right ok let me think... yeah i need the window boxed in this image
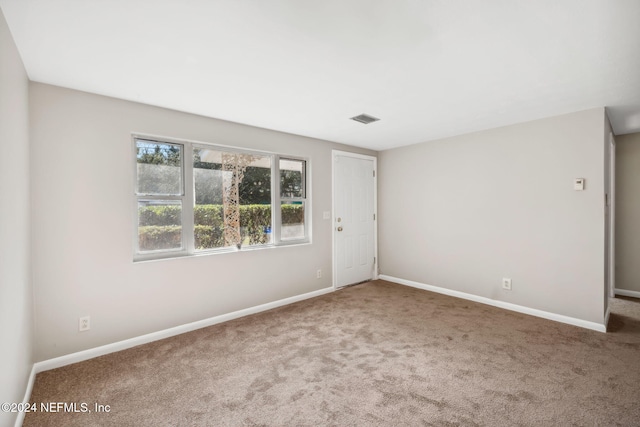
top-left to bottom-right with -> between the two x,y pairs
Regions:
134,136 -> 308,259
135,140 -> 184,253
280,158 -> 306,241
192,147 -> 272,250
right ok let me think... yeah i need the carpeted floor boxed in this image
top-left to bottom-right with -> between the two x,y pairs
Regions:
24,280 -> 640,426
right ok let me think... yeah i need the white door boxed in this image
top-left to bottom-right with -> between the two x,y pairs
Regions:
333,152 -> 376,288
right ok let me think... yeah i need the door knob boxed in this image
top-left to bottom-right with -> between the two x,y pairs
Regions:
337,226 -> 343,232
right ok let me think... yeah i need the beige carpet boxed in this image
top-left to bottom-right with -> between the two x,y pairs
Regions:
24,280 -> 640,426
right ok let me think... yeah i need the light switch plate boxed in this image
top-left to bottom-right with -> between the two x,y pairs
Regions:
574,178 -> 585,191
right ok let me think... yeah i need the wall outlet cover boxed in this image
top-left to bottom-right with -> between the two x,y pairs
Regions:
79,316 -> 90,332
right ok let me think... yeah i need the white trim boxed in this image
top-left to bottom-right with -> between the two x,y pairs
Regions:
615,288 -> 640,298
14,365 -> 37,427
608,133 -> 616,299
34,287 -> 333,374
380,275 -> 607,333
604,306 -> 611,332
331,150 -> 378,289
331,150 -> 377,161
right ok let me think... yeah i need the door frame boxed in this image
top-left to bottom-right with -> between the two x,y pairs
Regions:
608,132 -> 616,298
331,150 -> 378,289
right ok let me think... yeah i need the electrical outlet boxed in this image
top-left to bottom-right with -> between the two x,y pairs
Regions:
502,278 -> 512,290
79,316 -> 90,332
316,269 -> 322,279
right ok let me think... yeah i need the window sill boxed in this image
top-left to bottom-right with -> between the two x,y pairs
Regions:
133,240 -> 311,263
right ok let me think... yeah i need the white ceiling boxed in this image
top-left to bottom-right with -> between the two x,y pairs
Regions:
2,0 -> 639,151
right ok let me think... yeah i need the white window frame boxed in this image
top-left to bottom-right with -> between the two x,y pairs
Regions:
278,157 -> 308,243
133,134 -> 310,261
133,138 -> 188,258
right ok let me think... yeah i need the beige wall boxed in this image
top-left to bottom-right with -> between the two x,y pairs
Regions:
379,108 -> 607,324
29,83 -> 375,361
0,7 -> 33,426
615,132 -> 640,295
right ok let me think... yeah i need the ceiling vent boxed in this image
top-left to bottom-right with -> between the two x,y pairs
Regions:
350,114 -> 380,124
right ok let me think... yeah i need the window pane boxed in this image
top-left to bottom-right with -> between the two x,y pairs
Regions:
281,201 -> 305,241
280,159 -> 305,198
239,154 -> 272,247
193,149 -> 272,250
138,200 -> 182,252
136,139 -> 183,195
193,148 -> 224,250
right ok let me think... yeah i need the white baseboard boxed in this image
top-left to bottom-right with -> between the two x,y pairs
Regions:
379,275 -> 607,333
14,365 -> 37,427
614,288 -> 640,299
34,287 -> 334,374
